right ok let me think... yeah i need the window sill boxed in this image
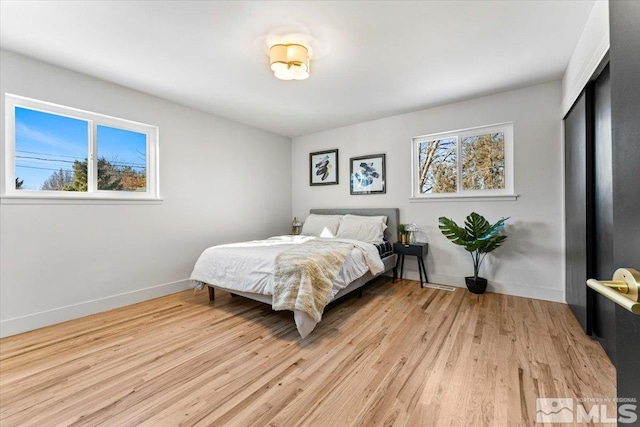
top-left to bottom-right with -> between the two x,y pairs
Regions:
409,194 -> 519,202
0,195 -> 163,205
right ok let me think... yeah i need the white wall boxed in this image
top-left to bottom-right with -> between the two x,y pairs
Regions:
561,0 -> 609,116
0,50 -> 292,337
292,81 -> 564,302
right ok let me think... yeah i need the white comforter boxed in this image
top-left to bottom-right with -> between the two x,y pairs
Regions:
190,235 -> 384,337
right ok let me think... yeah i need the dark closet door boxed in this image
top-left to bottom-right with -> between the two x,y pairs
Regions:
592,65 -> 617,362
609,0 -> 640,404
565,0 -> 640,407
564,91 -> 593,335
566,64 -> 623,367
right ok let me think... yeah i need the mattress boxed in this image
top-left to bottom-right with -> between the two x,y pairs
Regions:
190,235 -> 386,338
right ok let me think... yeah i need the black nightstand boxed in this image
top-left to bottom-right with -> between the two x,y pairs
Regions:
393,242 -> 429,288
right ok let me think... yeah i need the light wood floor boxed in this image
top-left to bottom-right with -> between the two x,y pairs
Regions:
0,278 -> 616,427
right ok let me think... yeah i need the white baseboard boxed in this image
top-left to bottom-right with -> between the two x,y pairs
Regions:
399,269 -> 564,303
0,279 -> 192,338
1,271 -> 565,339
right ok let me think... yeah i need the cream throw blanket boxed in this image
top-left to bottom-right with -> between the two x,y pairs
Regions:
273,239 -> 355,323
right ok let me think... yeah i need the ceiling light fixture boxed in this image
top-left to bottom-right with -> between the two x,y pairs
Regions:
269,44 -> 310,80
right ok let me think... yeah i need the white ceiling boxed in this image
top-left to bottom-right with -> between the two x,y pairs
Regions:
0,1 -> 595,137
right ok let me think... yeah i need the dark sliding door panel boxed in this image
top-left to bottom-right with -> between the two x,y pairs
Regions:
592,65 -> 617,363
610,0 -> 640,404
564,92 -> 592,335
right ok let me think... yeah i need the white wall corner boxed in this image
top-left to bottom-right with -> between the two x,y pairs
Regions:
0,279 -> 192,338
561,0 -> 610,116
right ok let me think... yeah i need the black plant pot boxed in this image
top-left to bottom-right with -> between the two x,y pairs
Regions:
465,276 -> 488,294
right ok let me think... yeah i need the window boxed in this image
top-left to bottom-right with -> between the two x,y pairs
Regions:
3,94 -> 159,200
411,122 -> 515,200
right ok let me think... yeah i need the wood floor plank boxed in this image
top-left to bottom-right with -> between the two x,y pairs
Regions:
0,277 -> 616,426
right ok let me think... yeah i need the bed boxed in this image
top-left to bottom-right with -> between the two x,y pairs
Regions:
190,208 -> 399,338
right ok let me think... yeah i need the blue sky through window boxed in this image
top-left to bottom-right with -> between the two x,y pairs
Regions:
15,107 -> 87,190
15,107 -> 147,190
97,125 -> 147,172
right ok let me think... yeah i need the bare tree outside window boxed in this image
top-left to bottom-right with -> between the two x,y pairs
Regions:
461,132 -> 505,190
412,123 -> 513,199
41,168 -> 74,191
418,137 -> 457,194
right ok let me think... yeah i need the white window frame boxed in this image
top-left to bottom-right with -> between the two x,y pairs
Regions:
410,122 -> 517,202
2,94 -> 160,202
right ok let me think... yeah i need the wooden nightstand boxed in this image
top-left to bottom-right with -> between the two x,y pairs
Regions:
393,242 -> 429,288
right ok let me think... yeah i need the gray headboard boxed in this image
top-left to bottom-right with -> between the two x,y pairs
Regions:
309,208 -> 400,243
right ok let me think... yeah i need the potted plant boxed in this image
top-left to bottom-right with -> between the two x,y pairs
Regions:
438,212 -> 509,294
397,224 -> 408,245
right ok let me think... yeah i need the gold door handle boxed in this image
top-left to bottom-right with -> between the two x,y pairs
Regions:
587,268 -> 640,314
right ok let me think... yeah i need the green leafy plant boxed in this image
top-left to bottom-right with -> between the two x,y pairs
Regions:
438,212 -> 509,280
397,223 -> 408,243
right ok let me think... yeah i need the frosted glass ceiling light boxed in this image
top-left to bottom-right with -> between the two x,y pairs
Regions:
270,44 -> 310,80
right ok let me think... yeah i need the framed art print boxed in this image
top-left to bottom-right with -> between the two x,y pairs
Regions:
350,153 -> 386,195
309,149 -> 339,186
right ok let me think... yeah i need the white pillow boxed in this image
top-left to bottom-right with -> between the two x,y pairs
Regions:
336,215 -> 386,243
300,214 -> 343,237
342,214 -> 388,230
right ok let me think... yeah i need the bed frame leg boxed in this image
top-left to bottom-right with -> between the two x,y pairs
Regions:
208,287 -> 215,301
358,288 -> 363,298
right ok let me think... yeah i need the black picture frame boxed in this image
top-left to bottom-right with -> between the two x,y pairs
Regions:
350,153 -> 386,195
309,149 -> 339,186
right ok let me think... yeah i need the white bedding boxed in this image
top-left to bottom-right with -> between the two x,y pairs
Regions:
190,235 -> 385,337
